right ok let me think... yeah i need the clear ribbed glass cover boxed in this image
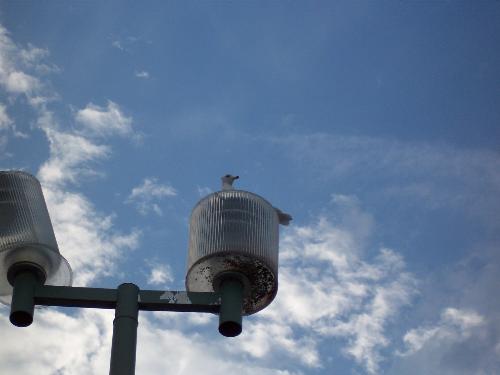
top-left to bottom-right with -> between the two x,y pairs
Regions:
186,190 -> 279,314
0,171 -> 72,304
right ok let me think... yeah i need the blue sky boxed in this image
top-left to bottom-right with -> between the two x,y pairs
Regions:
0,1 -> 499,374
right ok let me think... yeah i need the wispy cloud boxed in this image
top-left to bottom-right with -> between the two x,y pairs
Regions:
42,183 -> 140,286
111,40 -> 124,51
75,101 -> 133,138
389,244 -> 500,375
0,25 -> 60,147
135,70 -> 150,79
37,108 -> 140,286
230,198 -> 416,374
0,103 -> 28,138
111,35 -> 151,53
0,24 -> 142,287
272,133 -> 500,219
197,186 -> 212,197
126,177 -> 177,216
38,111 -> 110,187
0,25 -> 45,97
398,308 -> 485,357
268,132 -> 500,374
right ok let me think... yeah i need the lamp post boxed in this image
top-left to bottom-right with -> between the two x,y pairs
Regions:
0,171 -> 291,375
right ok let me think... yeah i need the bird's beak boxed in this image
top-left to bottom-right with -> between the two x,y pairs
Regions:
234,176 -> 240,179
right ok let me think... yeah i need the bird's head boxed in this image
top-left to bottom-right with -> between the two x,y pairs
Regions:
221,174 -> 239,190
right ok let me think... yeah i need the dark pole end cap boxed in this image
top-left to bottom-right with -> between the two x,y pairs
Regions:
219,321 -> 242,337
10,310 -> 34,327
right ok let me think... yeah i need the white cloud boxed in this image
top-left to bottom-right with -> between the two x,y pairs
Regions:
44,187 -> 141,286
146,263 -> 173,286
0,308 -> 113,375
38,116 -> 110,187
0,23 -> 60,152
0,25 -> 47,98
442,308 -> 485,331
4,70 -> 39,93
0,305 -> 303,375
228,199 -> 416,374
18,44 -> 49,65
126,177 -> 177,216
398,326 -> 440,357
386,237 -> 500,375
135,70 -> 149,79
75,101 -> 133,138
17,44 -> 58,74
136,319 -> 304,375
270,132 -> 500,375
36,109 -> 141,286
394,308 -> 487,373
236,320 -> 320,367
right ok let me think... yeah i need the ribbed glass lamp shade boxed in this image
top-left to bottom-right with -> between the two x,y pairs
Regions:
0,171 -> 72,304
186,190 -> 279,315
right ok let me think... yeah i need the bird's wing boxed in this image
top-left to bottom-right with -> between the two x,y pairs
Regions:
275,207 -> 292,226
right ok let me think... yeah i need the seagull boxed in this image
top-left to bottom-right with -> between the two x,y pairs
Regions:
221,174 -> 239,190
220,174 -> 292,226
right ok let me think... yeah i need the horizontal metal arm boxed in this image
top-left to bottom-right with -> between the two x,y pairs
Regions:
139,290 -> 220,313
32,284 -> 221,313
34,285 -> 117,308
9,268 -> 238,375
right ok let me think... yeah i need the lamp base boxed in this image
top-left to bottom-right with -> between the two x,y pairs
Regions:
8,263 -> 45,327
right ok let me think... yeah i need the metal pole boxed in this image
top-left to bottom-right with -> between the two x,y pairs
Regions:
109,283 -> 139,375
9,271 -> 38,327
8,263 -> 45,327
218,277 -> 244,337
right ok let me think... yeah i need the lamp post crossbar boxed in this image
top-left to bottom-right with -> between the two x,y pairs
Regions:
9,269 -> 226,375
32,285 -> 221,312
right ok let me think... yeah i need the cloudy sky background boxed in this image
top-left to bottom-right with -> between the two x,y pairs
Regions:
0,2 -> 499,374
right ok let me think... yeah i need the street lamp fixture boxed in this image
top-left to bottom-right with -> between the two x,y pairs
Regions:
0,171 -> 291,375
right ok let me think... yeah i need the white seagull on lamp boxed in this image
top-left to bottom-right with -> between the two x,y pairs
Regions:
220,174 -> 292,226
221,174 -> 239,191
